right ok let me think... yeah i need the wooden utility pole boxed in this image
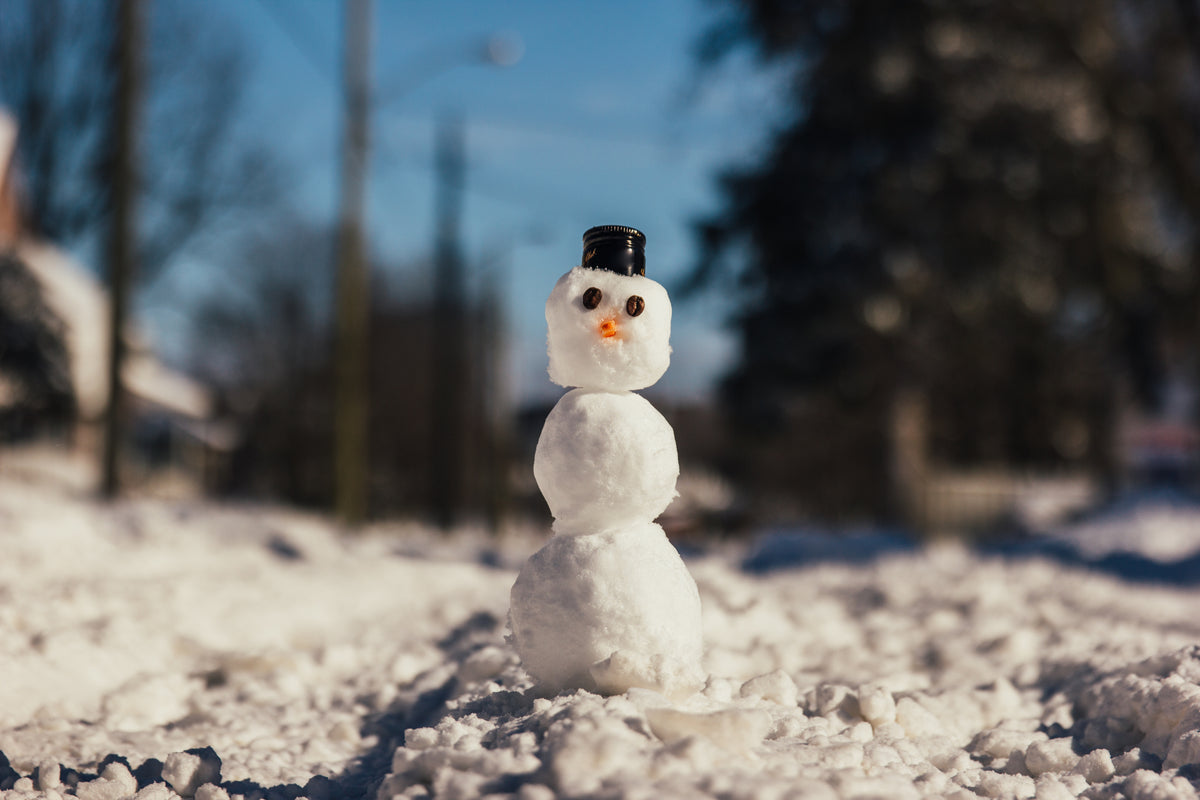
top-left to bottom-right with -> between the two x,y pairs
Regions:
430,113 -> 466,530
334,0 -> 372,524
477,268 -> 510,534
101,0 -> 143,499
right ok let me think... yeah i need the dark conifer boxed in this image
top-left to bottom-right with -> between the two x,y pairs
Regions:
694,0 -> 1200,517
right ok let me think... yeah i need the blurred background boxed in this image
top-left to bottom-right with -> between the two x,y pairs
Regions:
2,0 -> 1199,542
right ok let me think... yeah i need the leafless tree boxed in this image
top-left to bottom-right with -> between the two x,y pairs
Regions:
185,213 -> 334,503
0,0 -> 278,283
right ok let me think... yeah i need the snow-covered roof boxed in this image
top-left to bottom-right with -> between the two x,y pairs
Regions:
3,106 -> 210,422
16,238 -> 212,421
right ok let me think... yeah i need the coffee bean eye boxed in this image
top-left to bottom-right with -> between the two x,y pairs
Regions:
626,295 -> 645,317
582,287 -> 602,309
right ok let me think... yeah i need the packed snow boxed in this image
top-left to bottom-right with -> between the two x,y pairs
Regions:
1049,490 -> 1200,563
1,448 -> 1199,799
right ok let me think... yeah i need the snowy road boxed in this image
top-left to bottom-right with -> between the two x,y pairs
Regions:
1,454 -> 1199,799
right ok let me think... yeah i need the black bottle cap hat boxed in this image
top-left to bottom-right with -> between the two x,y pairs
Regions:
581,225 -> 646,276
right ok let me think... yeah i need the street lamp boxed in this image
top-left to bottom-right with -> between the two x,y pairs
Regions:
375,32 -> 523,106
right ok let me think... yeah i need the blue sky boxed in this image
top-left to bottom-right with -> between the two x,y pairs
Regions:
183,0 -> 783,405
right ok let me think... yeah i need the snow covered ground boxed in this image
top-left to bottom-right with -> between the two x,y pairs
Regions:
1,449 -> 1199,799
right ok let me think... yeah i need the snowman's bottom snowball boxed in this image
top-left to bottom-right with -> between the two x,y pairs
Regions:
508,522 -> 703,698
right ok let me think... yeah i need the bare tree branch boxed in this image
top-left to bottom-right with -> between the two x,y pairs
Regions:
0,0 -> 279,287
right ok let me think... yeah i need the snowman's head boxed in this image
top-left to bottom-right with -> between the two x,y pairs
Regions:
546,266 -> 672,391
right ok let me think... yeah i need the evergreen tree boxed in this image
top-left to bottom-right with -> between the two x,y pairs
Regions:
696,0 -> 1200,517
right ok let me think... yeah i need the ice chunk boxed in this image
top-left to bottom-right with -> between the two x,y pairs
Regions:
857,682 -> 897,727
1033,776 -> 1076,800
645,707 -> 771,753
37,761 -> 60,791
975,771 -> 1035,798
194,785 -> 230,800
969,727 -> 1047,759
162,751 -> 220,798
739,670 -> 799,707
1025,738 -> 1079,775
895,697 -> 946,738
74,781 -> 124,800
544,714 -> 651,795
75,767 -> 139,800
809,683 -> 857,717
103,673 -> 196,732
1072,749 -> 1115,783
134,786 -> 174,800
818,742 -> 865,769
99,762 -> 137,797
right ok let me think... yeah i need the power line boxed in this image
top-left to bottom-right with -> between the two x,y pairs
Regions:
375,104 -> 762,166
377,106 -> 673,151
371,146 -> 594,222
252,0 -> 334,85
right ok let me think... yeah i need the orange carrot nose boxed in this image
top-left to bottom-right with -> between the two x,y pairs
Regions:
599,318 -> 618,338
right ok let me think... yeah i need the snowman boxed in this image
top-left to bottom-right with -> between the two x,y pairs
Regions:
509,225 -> 704,699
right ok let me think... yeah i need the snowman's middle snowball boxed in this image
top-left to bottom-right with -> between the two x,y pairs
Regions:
534,389 -> 679,535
